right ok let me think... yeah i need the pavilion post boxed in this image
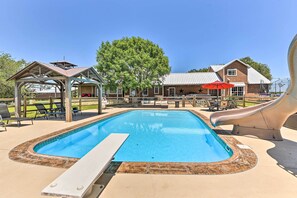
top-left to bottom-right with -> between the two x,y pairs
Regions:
60,83 -> 65,109
65,78 -> 72,122
98,83 -> 102,114
23,95 -> 27,118
14,82 -> 21,117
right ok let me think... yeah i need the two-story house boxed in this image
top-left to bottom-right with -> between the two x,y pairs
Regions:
79,59 -> 271,98
208,59 -> 271,97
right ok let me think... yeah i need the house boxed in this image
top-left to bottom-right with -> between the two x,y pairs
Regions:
208,59 -> 271,97
79,59 -> 271,98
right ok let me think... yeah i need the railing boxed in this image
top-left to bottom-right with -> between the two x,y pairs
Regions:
0,97 -> 101,118
0,95 -> 278,117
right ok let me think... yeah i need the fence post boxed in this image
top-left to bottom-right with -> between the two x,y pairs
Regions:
182,95 -> 185,107
23,95 -> 27,118
192,96 -> 196,107
243,96 -> 246,107
49,97 -> 53,111
79,97 -> 82,110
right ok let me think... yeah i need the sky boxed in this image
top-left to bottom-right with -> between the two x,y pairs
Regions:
0,0 -> 296,79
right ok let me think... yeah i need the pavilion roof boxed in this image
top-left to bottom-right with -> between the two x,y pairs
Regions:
7,61 -> 103,83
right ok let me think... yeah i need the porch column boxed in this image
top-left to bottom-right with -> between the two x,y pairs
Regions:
65,78 -> 72,122
98,83 -> 102,114
78,85 -> 81,97
60,82 -> 65,109
14,82 -> 21,117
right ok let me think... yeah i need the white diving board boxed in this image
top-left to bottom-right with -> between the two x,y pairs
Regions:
42,133 -> 129,198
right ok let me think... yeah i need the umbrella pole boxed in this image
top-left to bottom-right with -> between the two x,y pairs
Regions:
217,88 -> 219,111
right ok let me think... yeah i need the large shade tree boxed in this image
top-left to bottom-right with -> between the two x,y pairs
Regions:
240,57 -> 272,80
96,37 -> 170,96
0,53 -> 27,98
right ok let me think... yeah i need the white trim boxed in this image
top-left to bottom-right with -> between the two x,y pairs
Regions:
231,82 -> 246,87
227,69 -> 237,76
154,86 -> 159,94
231,86 -> 244,96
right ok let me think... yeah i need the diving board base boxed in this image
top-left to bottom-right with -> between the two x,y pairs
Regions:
84,184 -> 104,198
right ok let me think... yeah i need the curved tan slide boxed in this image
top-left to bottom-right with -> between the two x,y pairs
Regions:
210,34 -> 297,140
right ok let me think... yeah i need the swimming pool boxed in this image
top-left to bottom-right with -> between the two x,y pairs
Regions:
34,110 -> 232,163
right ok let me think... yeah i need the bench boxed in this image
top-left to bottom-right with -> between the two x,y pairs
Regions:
41,133 -> 129,198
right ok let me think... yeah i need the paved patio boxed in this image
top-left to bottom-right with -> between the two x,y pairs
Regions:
0,107 -> 297,198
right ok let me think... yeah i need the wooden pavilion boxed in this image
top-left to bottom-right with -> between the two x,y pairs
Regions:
8,61 -> 104,122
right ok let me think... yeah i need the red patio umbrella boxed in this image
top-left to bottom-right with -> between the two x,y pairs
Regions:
202,80 -> 234,110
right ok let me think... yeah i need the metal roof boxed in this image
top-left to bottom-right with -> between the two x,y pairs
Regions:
209,65 -> 224,72
162,72 -> 221,85
248,67 -> 271,84
7,61 -> 103,82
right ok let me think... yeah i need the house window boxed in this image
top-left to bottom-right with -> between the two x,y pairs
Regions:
154,86 -> 159,94
168,87 -> 175,96
130,89 -> 136,96
117,88 -> 122,94
227,69 -> 237,76
209,89 -> 219,96
142,88 -> 148,96
231,87 -> 244,96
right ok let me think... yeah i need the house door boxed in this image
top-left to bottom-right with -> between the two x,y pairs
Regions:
168,87 -> 175,96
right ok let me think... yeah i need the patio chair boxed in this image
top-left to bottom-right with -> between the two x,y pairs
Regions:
0,103 -> 33,127
227,99 -> 237,109
34,104 -> 65,119
54,103 -> 82,116
0,115 -> 7,131
205,100 -> 216,111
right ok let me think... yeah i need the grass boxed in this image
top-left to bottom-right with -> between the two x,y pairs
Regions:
7,104 -> 99,118
236,100 -> 264,107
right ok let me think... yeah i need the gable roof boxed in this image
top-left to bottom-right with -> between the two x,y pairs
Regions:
7,61 -> 103,82
248,67 -> 271,84
162,72 -> 221,85
210,65 -> 224,72
209,59 -> 251,72
209,59 -> 271,84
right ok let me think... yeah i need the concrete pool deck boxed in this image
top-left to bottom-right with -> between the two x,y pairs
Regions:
0,107 -> 297,197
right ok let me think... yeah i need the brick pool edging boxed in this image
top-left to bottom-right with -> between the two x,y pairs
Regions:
9,109 -> 257,175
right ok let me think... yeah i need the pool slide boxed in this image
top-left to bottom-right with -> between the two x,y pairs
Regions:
210,34 -> 297,140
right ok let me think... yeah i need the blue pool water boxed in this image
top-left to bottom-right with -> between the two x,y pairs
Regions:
34,110 -> 232,162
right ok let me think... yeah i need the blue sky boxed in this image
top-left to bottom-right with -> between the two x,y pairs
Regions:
0,0 -> 296,78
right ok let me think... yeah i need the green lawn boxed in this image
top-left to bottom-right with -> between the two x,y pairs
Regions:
7,104 -> 99,118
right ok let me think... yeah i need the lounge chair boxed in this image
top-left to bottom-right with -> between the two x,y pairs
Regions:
0,115 -> 7,131
54,103 -> 82,116
0,103 -> 33,127
34,104 -> 65,119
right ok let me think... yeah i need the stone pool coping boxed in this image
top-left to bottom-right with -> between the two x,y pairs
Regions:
9,109 -> 257,175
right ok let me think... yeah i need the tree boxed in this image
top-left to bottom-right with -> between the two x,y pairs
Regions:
96,37 -> 170,95
0,53 -> 27,98
240,57 -> 272,80
188,68 -> 209,73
